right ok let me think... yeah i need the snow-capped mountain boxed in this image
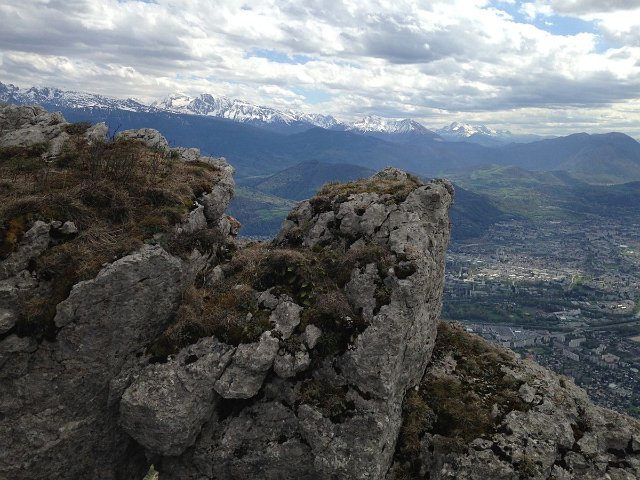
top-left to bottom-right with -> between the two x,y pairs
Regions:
0,82 -> 148,112
436,122 -> 511,139
0,81 -> 548,143
346,115 -> 441,145
349,115 -> 432,135
435,122 -> 548,145
153,93 -> 344,130
289,111 -> 346,130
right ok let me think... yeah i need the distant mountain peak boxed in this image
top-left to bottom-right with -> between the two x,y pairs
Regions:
350,115 -> 433,135
0,81 -> 148,112
437,121 -> 511,138
0,81 -> 547,143
151,91 -> 347,130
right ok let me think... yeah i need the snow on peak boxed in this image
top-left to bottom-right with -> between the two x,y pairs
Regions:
350,115 -> 430,134
154,93 -> 194,110
0,82 -> 148,112
288,110 -> 345,130
437,122 -> 511,138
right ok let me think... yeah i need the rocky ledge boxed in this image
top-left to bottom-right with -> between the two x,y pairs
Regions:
0,106 -> 638,480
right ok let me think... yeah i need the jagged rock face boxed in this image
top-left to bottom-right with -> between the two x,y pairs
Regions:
0,111 -> 238,479
387,322 -> 640,480
0,104 -> 70,157
279,169 -> 453,400
134,169 -> 454,480
0,245 -> 182,480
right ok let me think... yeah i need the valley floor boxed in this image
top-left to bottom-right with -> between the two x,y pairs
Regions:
443,218 -> 640,418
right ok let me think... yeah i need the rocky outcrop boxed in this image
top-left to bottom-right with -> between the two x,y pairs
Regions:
0,245 -> 183,480
0,111 -> 238,479
386,321 -> 640,480
125,169 -> 454,480
3,106 -> 638,480
84,122 -> 109,144
0,104 -> 70,157
0,220 -> 50,280
115,127 -> 169,151
119,337 -> 235,456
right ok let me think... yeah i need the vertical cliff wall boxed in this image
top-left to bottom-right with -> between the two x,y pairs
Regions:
120,169 -> 454,479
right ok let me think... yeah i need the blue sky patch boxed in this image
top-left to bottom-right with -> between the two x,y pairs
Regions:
247,49 -> 314,65
292,87 -> 333,105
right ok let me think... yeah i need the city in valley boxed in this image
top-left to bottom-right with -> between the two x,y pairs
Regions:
443,218 -> 640,417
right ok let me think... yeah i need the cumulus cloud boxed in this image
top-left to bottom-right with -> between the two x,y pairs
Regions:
0,0 -> 639,136
551,0 -> 640,14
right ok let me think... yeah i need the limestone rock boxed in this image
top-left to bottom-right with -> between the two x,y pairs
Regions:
0,221 -> 50,281
214,332 -> 280,399
177,203 -> 207,235
258,289 -> 279,309
387,323 -> 640,480
303,324 -> 322,349
84,122 -> 109,144
218,213 -> 242,237
165,171 -> 454,479
270,296 -> 303,339
59,221 -> 78,236
120,337 -> 235,456
0,105 -> 70,157
115,128 -> 169,151
0,334 -> 37,368
0,308 -> 16,334
0,245 -> 185,479
273,350 -> 310,378
160,402 -> 318,479
171,146 -> 201,162
0,270 -> 38,310
201,160 -> 235,224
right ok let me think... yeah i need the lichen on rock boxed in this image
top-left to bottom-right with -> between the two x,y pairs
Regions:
387,321 -> 640,480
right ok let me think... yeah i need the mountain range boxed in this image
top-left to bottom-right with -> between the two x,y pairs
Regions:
3,80 -> 640,241
0,81 -> 539,144
3,81 -> 640,185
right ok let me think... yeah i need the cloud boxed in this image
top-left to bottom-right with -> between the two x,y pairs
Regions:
0,0 -> 639,137
551,0 -> 640,15
522,1 -> 640,46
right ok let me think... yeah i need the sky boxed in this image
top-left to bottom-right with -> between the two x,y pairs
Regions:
1,0 -> 640,136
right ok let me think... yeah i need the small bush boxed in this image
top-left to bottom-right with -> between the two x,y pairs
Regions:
152,241 -> 369,358
64,122 -> 91,135
0,143 -> 49,172
297,379 -> 353,421
394,322 -> 529,477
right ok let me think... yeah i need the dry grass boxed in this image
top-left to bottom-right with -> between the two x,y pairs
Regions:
149,242 -> 372,359
393,321 -> 529,477
311,173 -> 422,214
0,125 -> 227,340
296,378 -> 353,421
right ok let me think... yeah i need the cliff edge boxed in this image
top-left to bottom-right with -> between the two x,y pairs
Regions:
0,105 -> 638,480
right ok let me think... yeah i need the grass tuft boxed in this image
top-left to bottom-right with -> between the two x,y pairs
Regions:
0,132 -> 227,341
